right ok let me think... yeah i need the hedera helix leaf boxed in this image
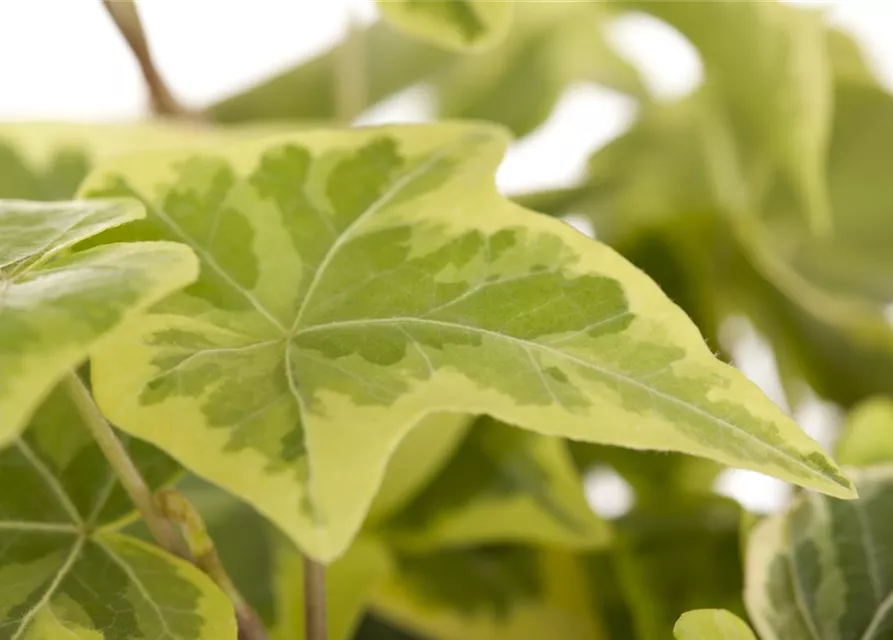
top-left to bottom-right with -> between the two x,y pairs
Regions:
376,0 -> 512,52
371,545 -> 603,640
745,465 -> 893,640
0,199 -> 199,445
674,610 -> 757,640
80,122 -> 853,562
0,383 -> 236,639
382,415 -> 610,552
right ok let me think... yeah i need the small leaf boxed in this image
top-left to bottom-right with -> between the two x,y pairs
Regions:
0,199 -> 199,445
372,545 -> 603,640
0,383 -> 236,639
382,416 -> 610,551
835,397 -> 893,467
674,610 -> 757,640
745,465 -> 893,640
275,535 -> 394,640
81,123 -> 853,561
377,0 -> 512,52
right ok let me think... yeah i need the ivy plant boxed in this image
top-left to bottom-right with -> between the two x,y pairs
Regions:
2,1 -> 892,639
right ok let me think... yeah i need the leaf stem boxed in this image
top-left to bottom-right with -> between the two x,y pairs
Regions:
101,0 -> 195,119
63,373 -> 186,557
336,6 -> 365,124
304,554 -> 328,640
156,489 -> 269,640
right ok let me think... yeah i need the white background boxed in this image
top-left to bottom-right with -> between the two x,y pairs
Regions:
4,0 -> 886,517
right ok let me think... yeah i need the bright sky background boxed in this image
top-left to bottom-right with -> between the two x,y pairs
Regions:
3,0 -> 887,516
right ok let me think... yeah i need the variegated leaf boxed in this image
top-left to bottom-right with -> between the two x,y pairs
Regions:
80,122 -> 852,561
382,416 -> 609,551
674,610 -> 757,640
746,465 -> 893,640
0,383 -> 236,639
0,199 -> 198,444
376,0 -> 512,52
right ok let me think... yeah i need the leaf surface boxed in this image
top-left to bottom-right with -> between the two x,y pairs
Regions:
382,416 -> 609,551
835,398 -> 893,467
0,384 -> 235,639
81,122 -> 852,561
372,545 -> 603,640
674,610 -> 757,640
376,0 -> 512,52
0,199 -> 198,444
745,465 -> 893,640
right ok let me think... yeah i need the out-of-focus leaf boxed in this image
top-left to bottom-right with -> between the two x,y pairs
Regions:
376,0 -> 512,52
436,1 -> 647,136
585,552 -> 637,639
372,545 -> 605,640
835,397 -> 893,467
629,0 -> 833,233
275,536 -> 394,640
611,496 -> 747,640
674,610 -> 757,640
209,21 -> 451,124
368,413 -> 473,524
0,199 -> 198,445
828,27 -> 877,84
0,384 -> 235,639
80,122 -> 852,562
745,465 -> 893,640
381,416 -> 610,551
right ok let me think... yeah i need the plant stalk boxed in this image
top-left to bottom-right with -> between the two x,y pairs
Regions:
304,554 -> 328,640
102,0 -> 194,119
63,373 -> 186,557
336,6 -> 365,125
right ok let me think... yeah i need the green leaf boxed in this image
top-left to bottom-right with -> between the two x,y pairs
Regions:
630,0 -> 833,233
0,199 -> 199,445
835,397 -> 893,467
611,497 -> 747,640
381,416 -> 609,551
376,0 -> 512,52
275,535 -> 394,640
745,465 -> 893,640
372,545 -> 604,640
435,1 -> 648,136
81,122 -> 853,562
368,412 -> 473,524
0,383 -> 236,639
674,610 -> 758,640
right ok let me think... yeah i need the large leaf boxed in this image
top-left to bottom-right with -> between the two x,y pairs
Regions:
372,545 -> 604,640
381,416 -> 609,551
674,610 -> 757,640
81,122 -> 852,561
0,383 -> 236,639
630,0 -> 833,233
275,535 -> 394,640
0,199 -> 198,445
745,465 -> 893,640
434,1 -> 647,136
377,0 -> 512,52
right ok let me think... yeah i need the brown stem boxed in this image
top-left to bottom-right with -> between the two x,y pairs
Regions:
102,0 -> 194,119
156,489 -> 269,640
304,555 -> 328,640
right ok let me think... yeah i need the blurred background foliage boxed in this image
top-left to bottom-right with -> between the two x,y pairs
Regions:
11,1 -> 893,638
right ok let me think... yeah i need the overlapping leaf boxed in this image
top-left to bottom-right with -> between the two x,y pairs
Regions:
674,610 -> 757,640
382,416 -> 609,551
745,465 -> 893,640
371,545 -> 603,640
81,122 -> 852,562
0,383 -> 236,639
376,0 -> 512,52
0,199 -> 198,444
